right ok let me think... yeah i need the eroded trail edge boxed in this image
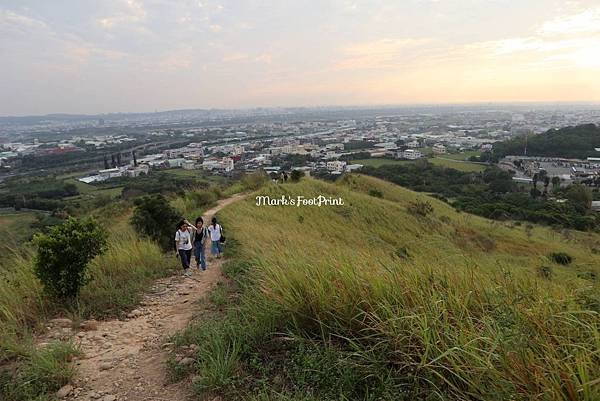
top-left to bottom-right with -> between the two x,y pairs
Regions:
55,194 -> 244,401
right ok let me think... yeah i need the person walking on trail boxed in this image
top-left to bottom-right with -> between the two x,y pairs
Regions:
208,217 -> 224,258
187,216 -> 208,271
175,220 -> 193,277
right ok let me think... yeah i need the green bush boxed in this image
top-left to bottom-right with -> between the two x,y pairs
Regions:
131,194 -> 181,251
290,170 -> 305,182
33,218 -> 107,301
549,252 -> 573,265
407,200 -> 433,217
368,189 -> 383,198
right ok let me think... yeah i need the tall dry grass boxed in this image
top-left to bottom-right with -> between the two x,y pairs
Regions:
182,175 -> 599,400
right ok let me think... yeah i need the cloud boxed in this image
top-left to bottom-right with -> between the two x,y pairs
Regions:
97,0 -> 146,29
539,6 -> 600,35
334,38 -> 434,70
470,7 -> 600,69
0,9 -> 47,30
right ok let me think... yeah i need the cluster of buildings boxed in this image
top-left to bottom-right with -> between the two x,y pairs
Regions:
4,106 -> 600,190
500,155 -> 600,186
71,112 -> 511,183
0,139 -> 82,167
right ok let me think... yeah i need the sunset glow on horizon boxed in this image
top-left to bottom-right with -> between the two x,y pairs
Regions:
1,0 -> 600,116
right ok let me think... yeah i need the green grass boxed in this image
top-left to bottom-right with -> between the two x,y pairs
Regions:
442,150 -> 482,161
0,340 -> 80,401
353,158 -> 413,167
173,175 -> 599,400
429,157 -> 487,172
0,212 -> 39,264
161,168 -> 205,178
64,178 -> 97,194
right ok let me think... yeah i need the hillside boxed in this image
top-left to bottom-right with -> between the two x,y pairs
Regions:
174,174 -> 600,401
494,123 -> 600,159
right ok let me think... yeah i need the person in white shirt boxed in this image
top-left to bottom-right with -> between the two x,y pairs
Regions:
207,217 -> 224,258
174,220 -> 193,276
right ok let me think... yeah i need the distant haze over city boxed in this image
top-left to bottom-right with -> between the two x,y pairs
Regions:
1,1 -> 600,116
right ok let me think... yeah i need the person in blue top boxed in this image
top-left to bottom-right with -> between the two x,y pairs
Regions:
187,216 -> 208,271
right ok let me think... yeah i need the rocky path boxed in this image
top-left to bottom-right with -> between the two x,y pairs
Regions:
50,194 -> 244,401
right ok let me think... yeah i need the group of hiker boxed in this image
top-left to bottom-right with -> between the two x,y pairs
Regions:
174,216 -> 224,277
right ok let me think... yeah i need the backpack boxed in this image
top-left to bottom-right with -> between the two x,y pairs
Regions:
219,225 -> 226,244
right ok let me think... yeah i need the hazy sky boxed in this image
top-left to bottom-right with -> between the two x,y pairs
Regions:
1,0 -> 600,116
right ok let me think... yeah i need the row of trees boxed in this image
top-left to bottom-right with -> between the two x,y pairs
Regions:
493,124 -> 600,159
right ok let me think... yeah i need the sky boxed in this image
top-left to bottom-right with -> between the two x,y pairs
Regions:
1,0 -> 600,116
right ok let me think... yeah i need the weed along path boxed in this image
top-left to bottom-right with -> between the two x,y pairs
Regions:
54,194 -> 244,401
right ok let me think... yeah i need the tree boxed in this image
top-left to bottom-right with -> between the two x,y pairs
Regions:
33,218 -> 107,300
131,194 -> 181,251
543,176 -> 550,196
566,184 -> 593,210
290,170 -> 305,182
551,176 -> 561,191
531,173 -> 539,198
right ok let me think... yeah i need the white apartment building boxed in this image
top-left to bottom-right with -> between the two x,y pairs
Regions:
202,157 -> 234,172
398,149 -> 423,160
222,157 -> 235,172
326,160 -> 347,172
182,160 -> 198,170
432,143 -> 447,154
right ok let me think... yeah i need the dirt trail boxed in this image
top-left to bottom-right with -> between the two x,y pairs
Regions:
54,194 -> 244,401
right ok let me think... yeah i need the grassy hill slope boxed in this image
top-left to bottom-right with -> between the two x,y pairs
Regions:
176,174 -> 599,401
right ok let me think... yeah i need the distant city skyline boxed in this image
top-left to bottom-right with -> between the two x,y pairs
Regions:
1,0 -> 600,116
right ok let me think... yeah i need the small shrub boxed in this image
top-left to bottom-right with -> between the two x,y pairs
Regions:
290,170 -> 305,182
407,200 -> 434,217
549,252 -> 573,265
537,265 -> 553,279
394,246 -> 410,260
525,224 -> 534,238
33,218 -> 107,300
368,189 -> 383,198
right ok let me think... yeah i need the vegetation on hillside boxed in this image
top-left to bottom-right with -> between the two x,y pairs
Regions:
361,160 -> 599,231
0,203 -> 176,400
171,175 -> 600,401
493,123 -> 600,159
0,171 -> 251,400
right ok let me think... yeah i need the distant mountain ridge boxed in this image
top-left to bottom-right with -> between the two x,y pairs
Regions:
494,123 -> 600,159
